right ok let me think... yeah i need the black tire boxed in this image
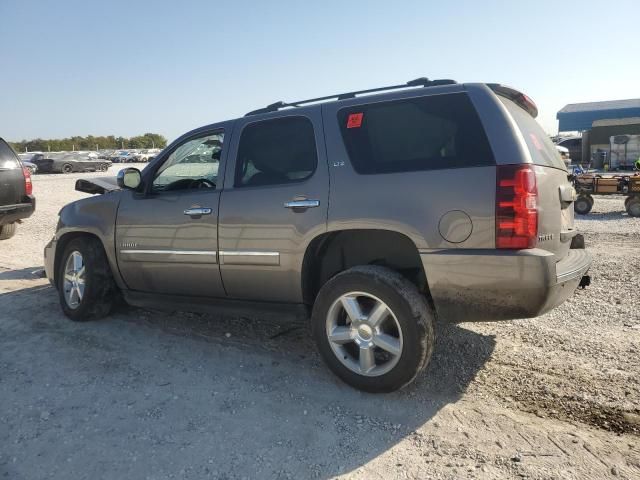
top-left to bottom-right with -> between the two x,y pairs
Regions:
311,265 -> 435,393
58,237 -> 116,321
626,197 -> 640,217
0,223 -> 17,240
62,163 -> 73,174
574,195 -> 593,215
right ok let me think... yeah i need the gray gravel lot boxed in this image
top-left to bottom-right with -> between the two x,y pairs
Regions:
1,165 -> 639,479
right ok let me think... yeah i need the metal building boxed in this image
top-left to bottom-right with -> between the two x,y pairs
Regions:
557,98 -> 640,132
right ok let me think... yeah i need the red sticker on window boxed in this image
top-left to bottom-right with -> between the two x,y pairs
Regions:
347,113 -> 363,129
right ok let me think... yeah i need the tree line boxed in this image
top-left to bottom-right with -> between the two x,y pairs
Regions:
9,133 -> 168,152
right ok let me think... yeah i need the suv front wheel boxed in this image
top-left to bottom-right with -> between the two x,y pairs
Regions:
312,265 -> 435,393
58,237 -> 117,321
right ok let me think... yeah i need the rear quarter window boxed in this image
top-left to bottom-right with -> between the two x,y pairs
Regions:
338,93 -> 495,174
499,97 -> 566,170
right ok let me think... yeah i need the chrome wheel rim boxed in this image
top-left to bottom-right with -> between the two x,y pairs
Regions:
326,292 -> 403,377
63,251 -> 85,309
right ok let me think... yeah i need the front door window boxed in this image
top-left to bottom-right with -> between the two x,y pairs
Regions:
153,133 -> 224,192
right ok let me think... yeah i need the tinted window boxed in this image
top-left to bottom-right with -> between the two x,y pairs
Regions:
338,93 -> 495,174
236,116 -> 317,187
500,98 -> 566,170
153,132 -> 223,192
0,140 -> 20,169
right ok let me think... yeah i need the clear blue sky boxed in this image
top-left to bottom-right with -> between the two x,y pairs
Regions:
2,0 -> 638,143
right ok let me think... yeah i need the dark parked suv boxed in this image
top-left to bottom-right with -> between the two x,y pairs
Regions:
0,138 -> 35,239
44,78 -> 591,392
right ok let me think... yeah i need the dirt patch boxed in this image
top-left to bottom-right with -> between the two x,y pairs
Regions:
518,395 -> 640,435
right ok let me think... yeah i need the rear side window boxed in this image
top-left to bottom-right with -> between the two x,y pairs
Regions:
235,116 -> 318,187
0,140 -> 20,169
338,93 -> 495,174
500,97 -> 566,170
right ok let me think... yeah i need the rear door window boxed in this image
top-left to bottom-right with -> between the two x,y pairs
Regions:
338,93 -> 495,174
500,97 -> 566,170
235,116 -> 317,187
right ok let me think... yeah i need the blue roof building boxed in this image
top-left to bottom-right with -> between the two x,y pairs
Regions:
557,98 -> 640,132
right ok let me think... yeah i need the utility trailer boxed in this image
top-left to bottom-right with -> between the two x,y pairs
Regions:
573,174 -> 640,217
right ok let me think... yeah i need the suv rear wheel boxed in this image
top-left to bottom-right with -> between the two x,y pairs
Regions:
0,222 -> 17,240
312,265 -> 435,392
58,237 -> 116,321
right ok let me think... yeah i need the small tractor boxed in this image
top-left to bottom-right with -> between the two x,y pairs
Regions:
573,174 -> 640,217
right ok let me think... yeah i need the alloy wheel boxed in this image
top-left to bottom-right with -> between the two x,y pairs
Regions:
63,251 -> 85,309
325,292 -> 403,377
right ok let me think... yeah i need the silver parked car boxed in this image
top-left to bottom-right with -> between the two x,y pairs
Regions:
44,78 -> 591,392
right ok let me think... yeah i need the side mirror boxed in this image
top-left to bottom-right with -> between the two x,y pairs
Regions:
117,167 -> 142,190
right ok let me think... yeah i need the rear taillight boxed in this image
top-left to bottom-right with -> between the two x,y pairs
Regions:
496,164 -> 538,249
22,167 -> 33,196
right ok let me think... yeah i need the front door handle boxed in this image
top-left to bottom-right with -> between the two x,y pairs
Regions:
284,199 -> 320,210
184,207 -> 213,216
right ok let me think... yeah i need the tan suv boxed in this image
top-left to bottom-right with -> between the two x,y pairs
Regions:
44,78 -> 591,392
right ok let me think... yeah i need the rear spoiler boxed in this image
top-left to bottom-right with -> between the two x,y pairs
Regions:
487,84 -> 538,118
75,177 -> 120,195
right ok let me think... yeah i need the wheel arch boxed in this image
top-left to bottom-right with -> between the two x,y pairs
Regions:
301,228 -> 432,307
53,231 -> 117,286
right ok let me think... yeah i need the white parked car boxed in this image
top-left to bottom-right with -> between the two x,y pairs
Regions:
133,149 -> 160,162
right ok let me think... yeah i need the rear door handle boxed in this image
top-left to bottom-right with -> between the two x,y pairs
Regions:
184,207 -> 212,216
284,199 -> 320,210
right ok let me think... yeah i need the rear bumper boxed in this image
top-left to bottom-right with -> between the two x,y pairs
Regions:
0,196 -> 36,225
421,247 -> 592,322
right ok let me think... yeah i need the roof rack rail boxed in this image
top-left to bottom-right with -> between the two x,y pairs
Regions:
244,77 -> 457,116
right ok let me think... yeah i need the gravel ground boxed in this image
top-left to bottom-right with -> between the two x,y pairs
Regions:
0,166 -> 639,479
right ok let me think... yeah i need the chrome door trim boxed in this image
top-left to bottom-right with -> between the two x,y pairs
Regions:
120,249 -> 217,255
219,250 -> 280,266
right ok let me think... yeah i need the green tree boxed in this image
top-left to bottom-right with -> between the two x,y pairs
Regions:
10,133 -> 168,153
